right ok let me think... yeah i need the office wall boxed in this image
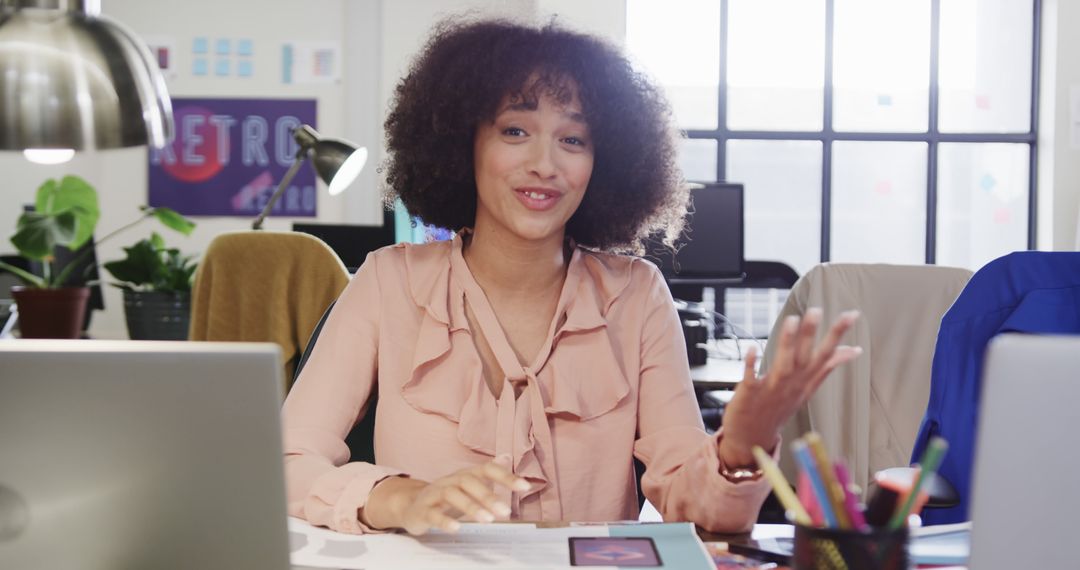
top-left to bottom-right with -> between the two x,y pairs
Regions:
3,0 -> 1075,339
0,0 -> 356,338
1043,0 -> 1080,249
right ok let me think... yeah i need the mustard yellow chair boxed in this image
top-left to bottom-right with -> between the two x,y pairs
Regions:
189,231 -> 350,391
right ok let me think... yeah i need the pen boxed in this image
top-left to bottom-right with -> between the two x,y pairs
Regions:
804,432 -> 851,529
752,445 -> 812,526
888,437 -> 949,529
833,459 -> 869,532
791,439 -> 838,528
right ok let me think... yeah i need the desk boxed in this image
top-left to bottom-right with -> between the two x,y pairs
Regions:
690,338 -> 761,390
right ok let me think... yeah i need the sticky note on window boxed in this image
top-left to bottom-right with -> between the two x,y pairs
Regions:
215,58 -> 230,77
193,37 -> 208,54
237,60 -> 253,77
877,94 -> 893,107
216,38 -> 231,56
237,39 -> 253,56
193,57 -> 208,76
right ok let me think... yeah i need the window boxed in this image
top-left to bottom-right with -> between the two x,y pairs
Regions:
627,0 -> 1039,273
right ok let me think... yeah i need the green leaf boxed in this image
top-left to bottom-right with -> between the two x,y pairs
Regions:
11,211 -> 77,260
151,207 -> 196,235
32,176 -> 100,250
34,179 -> 59,213
150,231 -> 165,250
103,239 -> 161,286
0,259 -> 46,288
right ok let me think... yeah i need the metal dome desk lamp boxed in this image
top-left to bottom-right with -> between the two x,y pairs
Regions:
250,124 -> 367,230
0,0 -> 174,163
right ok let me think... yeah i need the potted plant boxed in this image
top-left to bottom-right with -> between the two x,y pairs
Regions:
0,175 -> 194,339
103,232 -> 198,340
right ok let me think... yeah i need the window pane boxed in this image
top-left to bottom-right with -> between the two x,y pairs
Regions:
727,0 -> 825,131
939,0 -> 1033,133
726,140 -> 822,275
679,138 -> 718,183
937,143 -> 1029,269
831,141 -> 927,263
833,0 -> 931,132
626,0 -> 720,130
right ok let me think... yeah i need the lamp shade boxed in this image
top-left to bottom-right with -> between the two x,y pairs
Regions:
0,0 -> 173,151
313,140 -> 367,196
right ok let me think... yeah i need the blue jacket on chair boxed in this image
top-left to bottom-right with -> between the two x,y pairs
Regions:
911,251 -> 1080,524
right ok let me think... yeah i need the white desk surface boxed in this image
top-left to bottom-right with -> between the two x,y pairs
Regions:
690,338 -> 763,390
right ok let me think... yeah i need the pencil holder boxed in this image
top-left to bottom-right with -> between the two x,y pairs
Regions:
793,524 -> 909,570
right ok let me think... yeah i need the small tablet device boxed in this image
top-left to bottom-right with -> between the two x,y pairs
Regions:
726,537 -> 793,565
569,537 -> 662,567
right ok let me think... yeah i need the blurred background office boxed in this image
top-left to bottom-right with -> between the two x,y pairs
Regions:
0,0 -> 1076,341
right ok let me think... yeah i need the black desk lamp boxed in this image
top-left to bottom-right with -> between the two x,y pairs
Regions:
251,124 -> 367,230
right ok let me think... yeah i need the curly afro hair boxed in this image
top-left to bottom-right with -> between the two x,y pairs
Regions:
382,16 -> 688,253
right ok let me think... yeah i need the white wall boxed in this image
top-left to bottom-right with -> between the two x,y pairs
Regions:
4,0 -> 1077,338
0,0 -> 354,338
1043,0 -> 1080,249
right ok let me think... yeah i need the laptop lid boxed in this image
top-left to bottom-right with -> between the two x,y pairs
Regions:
0,340 -> 291,570
968,333 -> 1079,569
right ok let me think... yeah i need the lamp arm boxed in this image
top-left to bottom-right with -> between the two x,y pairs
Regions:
252,152 -> 307,230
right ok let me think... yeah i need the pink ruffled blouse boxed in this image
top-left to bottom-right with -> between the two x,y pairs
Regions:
282,235 -> 771,533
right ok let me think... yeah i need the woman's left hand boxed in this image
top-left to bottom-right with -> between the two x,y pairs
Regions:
717,308 -> 861,469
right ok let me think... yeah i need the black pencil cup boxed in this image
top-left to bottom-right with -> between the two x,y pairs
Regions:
793,524 -> 909,570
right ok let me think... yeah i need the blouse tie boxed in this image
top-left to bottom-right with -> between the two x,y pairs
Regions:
494,365 -> 563,520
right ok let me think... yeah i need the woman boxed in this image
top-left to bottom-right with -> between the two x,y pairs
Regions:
282,17 -> 860,536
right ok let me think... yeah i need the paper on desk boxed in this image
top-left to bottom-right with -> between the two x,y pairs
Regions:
288,516 -> 608,569
910,521 -> 971,566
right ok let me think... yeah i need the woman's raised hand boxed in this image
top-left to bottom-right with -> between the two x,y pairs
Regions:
362,456 -> 530,535
717,308 -> 861,468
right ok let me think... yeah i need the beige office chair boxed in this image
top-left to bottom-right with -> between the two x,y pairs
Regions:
759,263 -> 972,496
189,231 -> 350,391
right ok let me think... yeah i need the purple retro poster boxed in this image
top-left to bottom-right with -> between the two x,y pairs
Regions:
149,98 -> 317,217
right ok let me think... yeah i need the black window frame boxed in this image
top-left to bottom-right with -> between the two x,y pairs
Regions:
680,0 -> 1041,264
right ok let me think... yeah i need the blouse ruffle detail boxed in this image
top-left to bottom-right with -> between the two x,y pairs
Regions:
398,235 -> 636,518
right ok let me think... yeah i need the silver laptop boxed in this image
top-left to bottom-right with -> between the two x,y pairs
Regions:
969,333 -> 1079,569
0,340 -> 291,570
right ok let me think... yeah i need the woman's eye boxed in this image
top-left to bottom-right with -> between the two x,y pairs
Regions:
562,136 -> 587,147
502,127 -> 527,137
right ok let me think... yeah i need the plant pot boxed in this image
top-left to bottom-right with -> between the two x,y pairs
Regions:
122,290 -> 191,340
11,286 -> 90,339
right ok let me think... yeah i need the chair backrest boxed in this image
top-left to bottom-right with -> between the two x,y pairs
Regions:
293,300 -> 378,465
911,251 -> 1080,524
189,231 -> 350,389
761,262 -> 973,496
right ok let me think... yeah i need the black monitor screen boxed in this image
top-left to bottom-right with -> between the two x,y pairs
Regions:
292,222 -> 395,272
645,183 -> 744,279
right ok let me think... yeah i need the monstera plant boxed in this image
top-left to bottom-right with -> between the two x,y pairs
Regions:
0,175 -> 194,338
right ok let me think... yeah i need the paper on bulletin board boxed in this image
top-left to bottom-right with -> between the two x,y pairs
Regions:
1070,86 -> 1080,150
282,41 -> 341,84
142,36 -> 177,79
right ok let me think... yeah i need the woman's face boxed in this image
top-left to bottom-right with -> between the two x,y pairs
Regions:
472,85 -> 594,245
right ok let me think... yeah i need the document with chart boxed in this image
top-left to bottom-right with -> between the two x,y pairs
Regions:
287,517 -> 713,569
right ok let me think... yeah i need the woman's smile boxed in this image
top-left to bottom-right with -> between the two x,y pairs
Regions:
514,186 -> 565,211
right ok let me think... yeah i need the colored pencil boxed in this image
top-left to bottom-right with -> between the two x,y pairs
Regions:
804,432 -> 851,529
888,437 -> 949,529
752,445 -> 812,526
791,439 -> 838,528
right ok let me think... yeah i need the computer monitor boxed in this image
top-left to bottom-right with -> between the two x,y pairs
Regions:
645,182 -> 744,281
0,340 -> 291,569
968,333 -> 1080,569
292,222 -> 395,273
